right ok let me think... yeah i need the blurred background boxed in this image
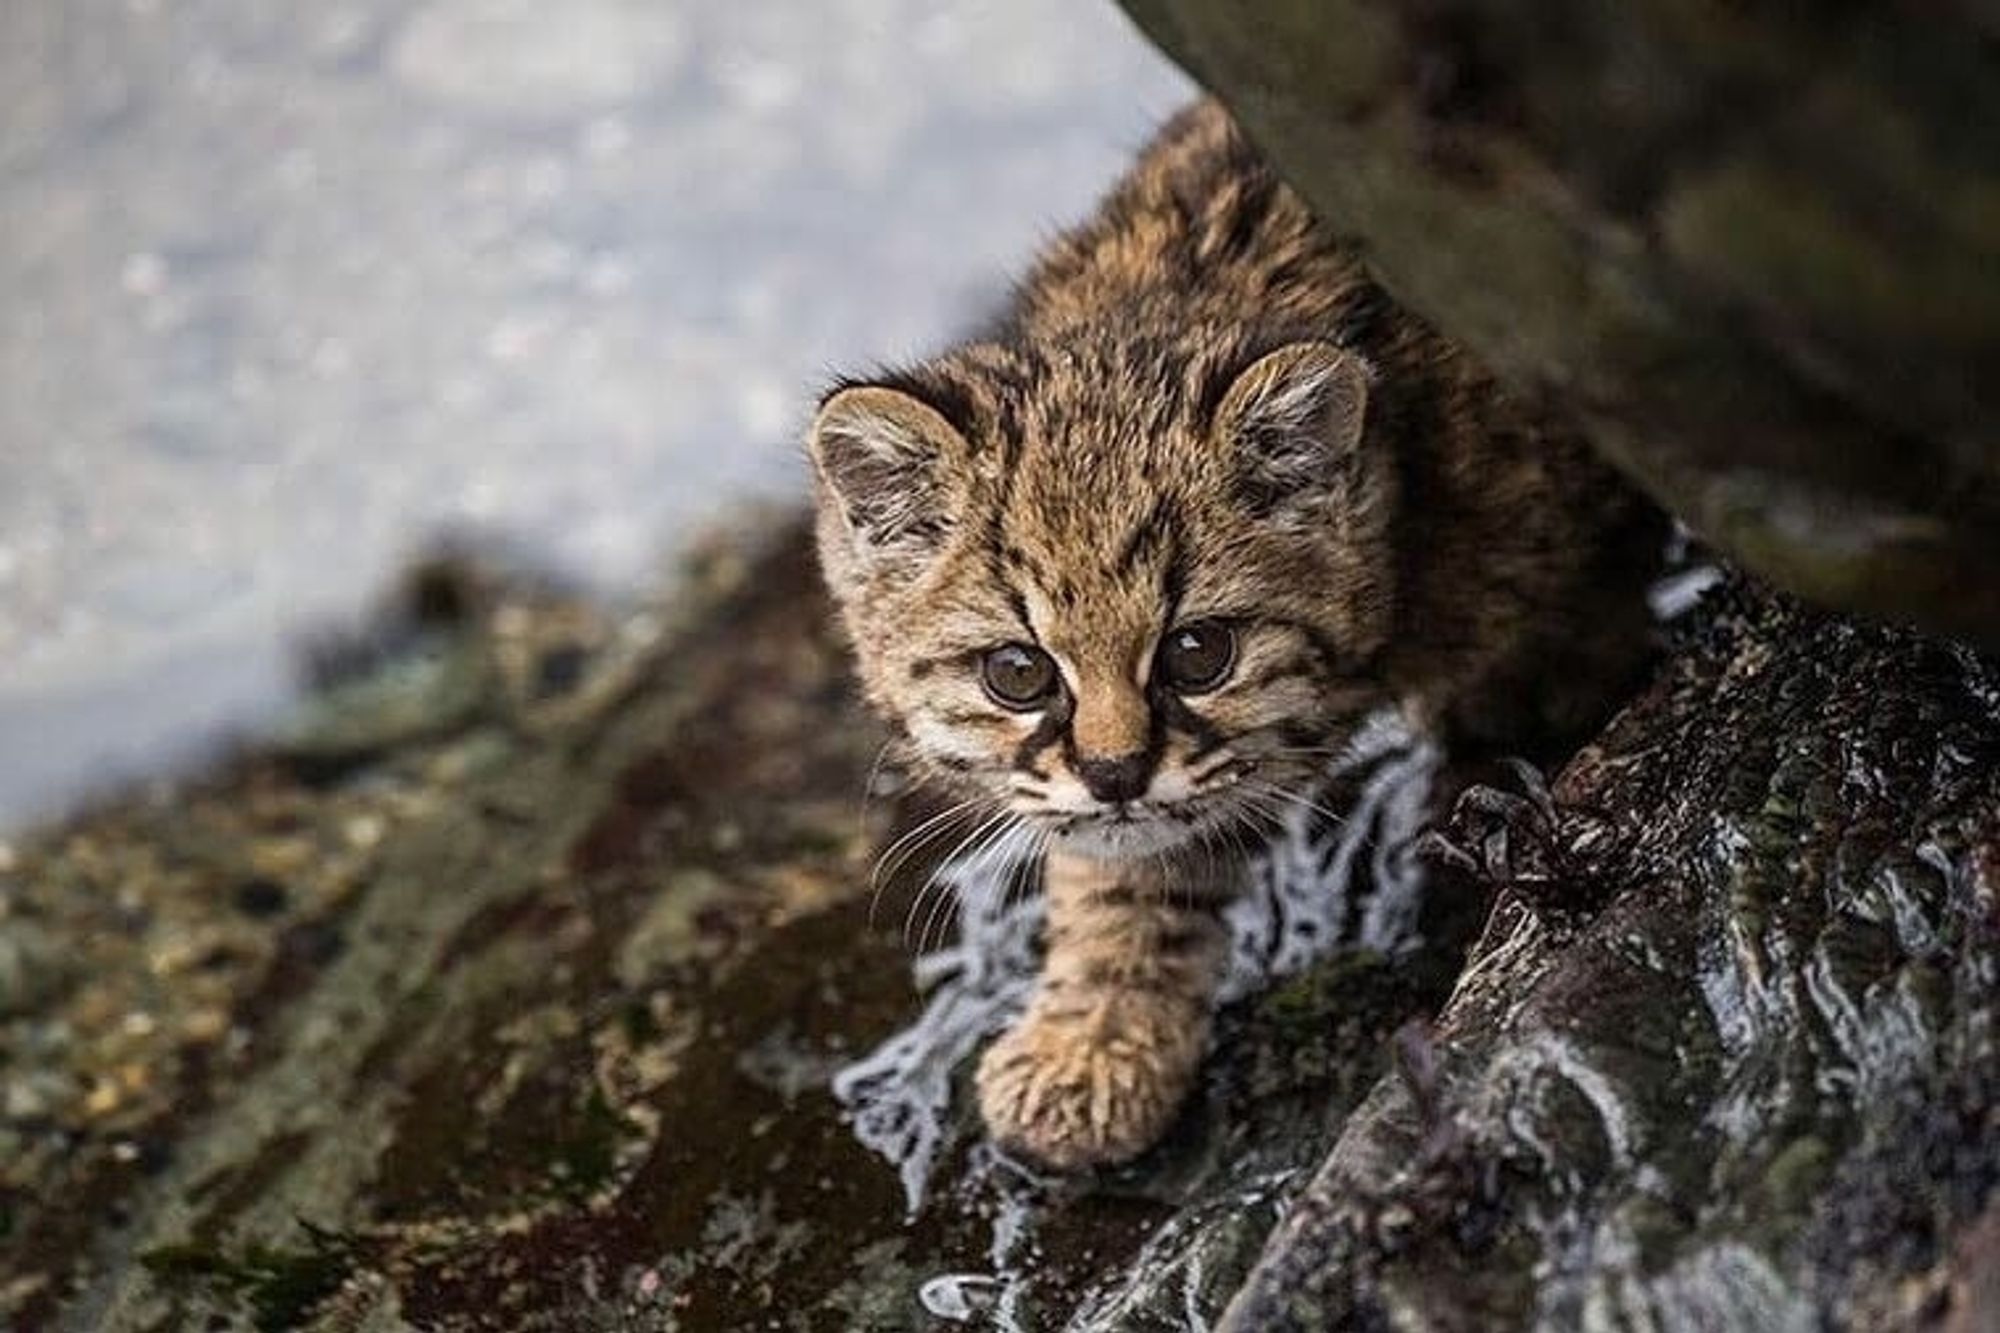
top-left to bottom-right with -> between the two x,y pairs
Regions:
0,0 -> 1191,830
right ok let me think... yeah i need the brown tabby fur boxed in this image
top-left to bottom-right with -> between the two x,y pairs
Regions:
808,100 -> 1661,1169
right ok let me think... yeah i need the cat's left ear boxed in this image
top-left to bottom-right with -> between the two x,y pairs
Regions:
1213,341 -> 1374,515
808,383 -> 969,573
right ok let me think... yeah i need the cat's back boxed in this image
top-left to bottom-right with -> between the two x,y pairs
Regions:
1012,99 -> 1372,336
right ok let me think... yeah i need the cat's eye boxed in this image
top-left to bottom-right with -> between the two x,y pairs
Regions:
1159,622 -> 1236,694
981,643 -> 1059,709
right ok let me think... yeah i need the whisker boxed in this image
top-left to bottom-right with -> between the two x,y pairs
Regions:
1241,745 -> 1361,773
1029,824 -> 1053,899
996,824 -> 1034,911
1242,780 -> 1348,828
870,801 -> 970,890
872,796 -> 984,891
931,813 -> 1031,954
907,807 -> 1014,953
902,863 -> 952,955
1141,839 -> 1177,913
989,822 -> 1042,925
1215,798 -> 1263,879
903,817 -> 988,951
870,798 -> 985,929
1230,788 -> 1294,838
868,816 -> 984,928
1187,822 -> 1216,915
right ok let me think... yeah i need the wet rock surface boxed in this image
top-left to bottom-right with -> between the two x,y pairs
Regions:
1,521 -> 1994,1330
1225,585 -> 2000,1331
0,522 -> 1473,1331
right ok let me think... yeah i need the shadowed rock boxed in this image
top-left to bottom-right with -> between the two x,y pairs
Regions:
2,519 -> 1993,1330
1118,0 -> 2000,647
1223,585 -> 2000,1330
0,525 -> 1473,1330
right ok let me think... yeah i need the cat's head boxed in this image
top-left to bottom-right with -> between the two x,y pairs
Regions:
808,335 -> 1399,860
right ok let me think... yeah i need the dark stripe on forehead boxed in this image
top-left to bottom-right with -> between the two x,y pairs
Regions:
989,384 -> 1023,449
996,537 -> 1068,607
996,541 -> 1049,599
1112,497 -> 1175,577
977,414 -> 1025,590
1005,588 -> 1033,633
1162,520 -> 1189,626
1111,503 -> 1155,576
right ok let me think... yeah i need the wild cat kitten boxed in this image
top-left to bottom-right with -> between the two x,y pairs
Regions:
808,100 -> 1661,1169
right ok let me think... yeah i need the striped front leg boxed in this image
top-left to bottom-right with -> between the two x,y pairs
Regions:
975,845 -> 1236,1170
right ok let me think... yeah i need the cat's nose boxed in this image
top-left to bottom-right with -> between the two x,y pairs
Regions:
1074,753 -> 1152,804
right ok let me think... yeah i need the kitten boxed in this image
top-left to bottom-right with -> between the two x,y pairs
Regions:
808,100 -> 1661,1169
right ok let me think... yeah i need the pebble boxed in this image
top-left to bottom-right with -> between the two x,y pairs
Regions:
3,1068 -> 79,1122
82,1077 -> 125,1118
344,814 -> 386,849
918,1274 -> 1000,1321
0,921 -> 71,1016
232,876 -> 290,918
249,837 -> 314,880
181,1008 -> 231,1044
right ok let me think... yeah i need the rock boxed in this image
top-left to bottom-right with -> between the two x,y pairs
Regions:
1222,584 -> 2000,1330
0,920 -> 71,1017
0,522 -> 1480,1330
1117,0 -> 2000,647
2,518 -> 1994,1330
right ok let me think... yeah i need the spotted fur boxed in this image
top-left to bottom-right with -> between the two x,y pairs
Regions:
809,100 -> 1661,1168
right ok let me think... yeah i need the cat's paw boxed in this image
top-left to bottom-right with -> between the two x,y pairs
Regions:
974,994 -> 1207,1171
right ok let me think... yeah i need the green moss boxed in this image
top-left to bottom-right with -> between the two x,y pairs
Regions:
1754,1136 -> 1834,1230
548,1085 -> 636,1202
141,1230 -> 358,1332
820,1238 -> 922,1330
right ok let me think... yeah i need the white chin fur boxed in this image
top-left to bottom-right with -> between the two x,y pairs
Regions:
1049,817 -> 1196,859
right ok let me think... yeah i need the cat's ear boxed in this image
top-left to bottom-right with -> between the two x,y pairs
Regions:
1214,341 -> 1373,515
808,384 -> 969,569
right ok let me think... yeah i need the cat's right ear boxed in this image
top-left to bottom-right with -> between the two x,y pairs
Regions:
808,384 -> 967,572
1213,341 -> 1374,520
